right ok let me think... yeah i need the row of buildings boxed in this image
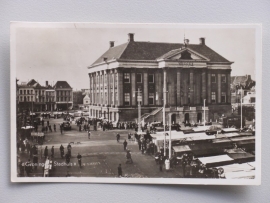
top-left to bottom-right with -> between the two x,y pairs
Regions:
86,33 -> 255,123
17,79 -> 73,112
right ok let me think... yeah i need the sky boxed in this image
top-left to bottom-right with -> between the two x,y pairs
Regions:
15,23 -> 256,90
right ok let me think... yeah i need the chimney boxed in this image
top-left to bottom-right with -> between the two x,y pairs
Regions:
46,81 -> 48,86
128,33 -> 134,42
247,75 -> 251,80
109,41 -> 114,48
199,37 -> 205,45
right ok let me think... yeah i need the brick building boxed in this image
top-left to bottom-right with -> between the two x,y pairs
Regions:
87,33 -> 233,123
53,81 -> 73,110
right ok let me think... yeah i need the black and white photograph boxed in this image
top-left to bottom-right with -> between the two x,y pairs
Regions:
10,23 -> 261,185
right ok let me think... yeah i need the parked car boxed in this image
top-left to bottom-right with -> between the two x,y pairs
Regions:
62,122 -> 71,130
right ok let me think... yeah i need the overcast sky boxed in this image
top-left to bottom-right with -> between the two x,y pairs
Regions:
15,24 -> 256,90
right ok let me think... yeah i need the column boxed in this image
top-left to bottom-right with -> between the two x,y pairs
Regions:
106,70 -> 110,105
196,71 -> 201,104
176,69 -> 181,106
207,72 -> 211,104
202,69 -> 206,101
117,69 -> 123,106
131,72 -> 136,105
111,70 -> 115,106
163,68 -> 167,106
92,73 -> 95,104
190,69 -> 194,105
218,73 -> 221,103
227,70 -> 231,103
143,72 -> 148,106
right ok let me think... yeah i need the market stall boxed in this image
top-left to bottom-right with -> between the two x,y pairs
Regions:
226,148 -> 255,163
198,155 -> 234,168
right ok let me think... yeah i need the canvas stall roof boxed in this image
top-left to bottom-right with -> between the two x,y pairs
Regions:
247,162 -> 256,168
190,134 -> 215,141
230,136 -> 255,142
21,126 -> 34,129
222,128 -> 239,133
225,171 -> 255,179
198,155 -> 234,165
192,126 -> 211,132
173,145 -> 192,153
215,163 -> 255,173
212,138 -> 231,144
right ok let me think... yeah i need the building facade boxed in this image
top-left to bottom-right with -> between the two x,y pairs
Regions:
88,34 -> 233,123
18,80 -> 72,112
73,91 -> 83,109
54,81 -> 73,110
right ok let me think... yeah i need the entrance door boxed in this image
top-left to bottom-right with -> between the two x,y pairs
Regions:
184,113 -> 189,123
197,113 -> 202,123
171,114 -> 176,124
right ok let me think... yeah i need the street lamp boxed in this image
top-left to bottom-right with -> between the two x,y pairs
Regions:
133,88 -> 142,132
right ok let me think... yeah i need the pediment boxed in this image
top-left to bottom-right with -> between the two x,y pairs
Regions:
162,48 -> 210,61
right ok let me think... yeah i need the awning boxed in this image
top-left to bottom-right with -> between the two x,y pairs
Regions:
215,163 -> 255,173
226,149 -> 255,163
221,128 -> 239,133
230,136 -> 255,142
198,155 -> 234,167
190,134 -> 215,141
212,138 -> 231,144
192,126 -> 210,132
225,171 -> 255,179
173,145 -> 191,153
21,126 -> 34,129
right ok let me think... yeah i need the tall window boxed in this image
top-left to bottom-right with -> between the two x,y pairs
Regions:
24,90 -> 26,94
101,93 -> 103,103
124,93 -> 130,105
105,93 -> 107,104
211,74 -> 216,83
221,74 -> 226,83
20,90 -> 22,94
148,93 -> 154,105
211,92 -> 216,103
124,73 -> 130,83
111,92 -> 113,103
97,93 -> 99,103
115,92 -> 118,105
221,92 -> 226,103
27,90 -> 29,94
148,74 -> 154,83
137,73 -> 142,83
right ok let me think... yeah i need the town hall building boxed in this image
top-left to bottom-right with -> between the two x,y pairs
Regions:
87,33 -> 233,124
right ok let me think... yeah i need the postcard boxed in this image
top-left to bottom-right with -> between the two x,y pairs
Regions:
10,22 -> 261,185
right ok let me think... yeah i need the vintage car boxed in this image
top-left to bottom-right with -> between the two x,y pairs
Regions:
62,122 -> 71,130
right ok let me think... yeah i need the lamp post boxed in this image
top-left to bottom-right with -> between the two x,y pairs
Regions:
133,88 -> 142,132
240,87 -> 243,130
163,87 -> 168,157
203,99 -> 206,127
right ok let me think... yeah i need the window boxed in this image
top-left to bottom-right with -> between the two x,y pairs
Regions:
221,74 -> 226,83
101,93 -> 103,103
97,93 -> 99,103
124,73 -> 130,83
115,92 -> 118,103
251,97 -> 255,103
111,92 -> 113,103
148,74 -> 154,83
211,92 -> 216,103
85,101 -> 88,103
137,73 -> 142,83
221,92 -> 226,103
124,93 -> 130,105
27,96 -> 30,101
27,90 -> 29,94
211,74 -> 216,83
20,90 -> 22,94
148,93 -> 154,105
105,93 -> 107,104
31,90 -> 33,94
24,90 -> 26,94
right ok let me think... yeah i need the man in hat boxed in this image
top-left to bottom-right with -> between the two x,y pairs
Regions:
77,153 -> 82,168
123,140 -> 128,151
51,146 -> 54,158
118,164 -> 122,177
60,144 -> 64,158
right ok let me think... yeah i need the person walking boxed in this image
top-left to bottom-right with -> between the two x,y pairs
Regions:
67,143 -> 72,157
51,146 -> 54,158
123,140 -> 128,151
116,133 -> 120,142
60,144 -> 64,158
77,153 -> 82,168
118,164 -> 122,177
88,130 -> 91,139
65,153 -> 70,164
44,146 -> 48,158
54,124 -> 56,132
159,156 -> 163,172
60,124 -> 63,134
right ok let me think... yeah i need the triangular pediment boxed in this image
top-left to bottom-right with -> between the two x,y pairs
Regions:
160,48 -> 210,61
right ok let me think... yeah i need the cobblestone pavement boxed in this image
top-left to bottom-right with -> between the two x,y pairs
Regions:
17,117 -> 184,178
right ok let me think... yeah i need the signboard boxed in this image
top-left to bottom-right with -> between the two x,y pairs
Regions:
178,62 -> 193,67
137,95 -> 142,102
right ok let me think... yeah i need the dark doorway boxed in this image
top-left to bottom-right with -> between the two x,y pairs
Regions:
184,113 -> 189,123
197,113 -> 202,123
171,114 -> 176,124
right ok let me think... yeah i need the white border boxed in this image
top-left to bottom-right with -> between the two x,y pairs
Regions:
10,22 -> 262,185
